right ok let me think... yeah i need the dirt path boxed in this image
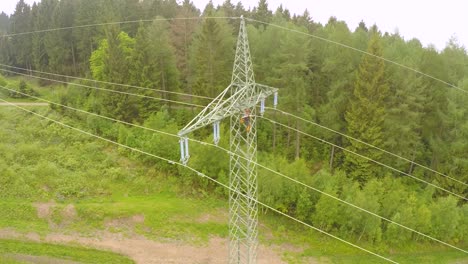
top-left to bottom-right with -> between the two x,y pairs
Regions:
0,228 -> 288,264
0,102 -> 48,106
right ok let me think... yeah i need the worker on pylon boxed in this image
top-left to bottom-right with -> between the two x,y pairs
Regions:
240,108 -> 251,132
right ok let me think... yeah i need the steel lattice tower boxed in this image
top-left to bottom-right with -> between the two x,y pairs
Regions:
178,16 -> 278,264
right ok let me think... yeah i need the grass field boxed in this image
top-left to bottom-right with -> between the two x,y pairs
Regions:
0,239 -> 133,264
0,99 -> 466,263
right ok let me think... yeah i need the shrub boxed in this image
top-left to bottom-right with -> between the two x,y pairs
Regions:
8,80 -> 37,98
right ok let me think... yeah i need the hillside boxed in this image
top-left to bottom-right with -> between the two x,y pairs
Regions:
0,0 -> 467,263
0,82 -> 467,263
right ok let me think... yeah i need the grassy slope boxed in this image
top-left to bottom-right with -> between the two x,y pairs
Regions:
0,100 -> 466,263
0,239 -> 133,264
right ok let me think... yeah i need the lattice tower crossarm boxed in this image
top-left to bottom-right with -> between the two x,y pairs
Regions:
177,16 -> 278,264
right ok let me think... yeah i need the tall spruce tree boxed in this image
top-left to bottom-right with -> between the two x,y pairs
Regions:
344,32 -> 389,185
188,8 -> 234,99
90,29 -> 137,121
9,0 -> 33,70
131,18 -> 179,117
253,0 -> 272,24
316,19 -> 359,169
0,12 -> 11,65
73,0 -> 106,75
0,12 -> 9,34
170,0 -> 199,95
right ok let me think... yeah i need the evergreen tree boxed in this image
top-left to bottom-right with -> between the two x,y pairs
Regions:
219,0 -> 235,17
118,0 -> 141,36
90,30 -> 137,121
344,32 -> 389,185
0,36 -> 12,65
46,0 -> 76,75
131,18 -> 180,117
268,17 -> 311,159
0,12 -> 9,34
72,0 -> 106,75
202,0 -> 215,16
9,0 -> 33,70
253,0 -> 272,24
234,2 -> 246,18
316,19 -> 358,169
188,10 -> 234,99
170,0 -> 199,95
440,80 -> 468,196
293,9 -> 317,32
418,47 -> 450,182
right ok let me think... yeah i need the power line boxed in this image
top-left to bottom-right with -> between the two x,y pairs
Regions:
0,68 -> 205,109
246,18 -> 468,95
1,85 -> 466,254
261,116 -> 468,202
266,107 -> 468,187
0,63 -> 214,102
3,66 -> 464,202
2,13 -> 467,183
2,15 -> 465,97
1,13 -> 465,258
2,64 -> 462,188
1,17 -> 240,38
0,96 -> 398,264
2,67 -> 464,200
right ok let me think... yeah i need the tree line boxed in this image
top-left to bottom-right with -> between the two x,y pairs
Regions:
0,0 -> 467,247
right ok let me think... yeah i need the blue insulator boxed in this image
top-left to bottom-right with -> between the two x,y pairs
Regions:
260,98 -> 265,116
213,121 -> 220,145
179,138 -> 185,163
274,92 -> 278,108
184,137 -> 189,161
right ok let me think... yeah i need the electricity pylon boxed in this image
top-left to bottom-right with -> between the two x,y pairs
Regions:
178,16 -> 278,264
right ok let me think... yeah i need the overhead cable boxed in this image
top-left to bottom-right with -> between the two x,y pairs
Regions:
0,96 -> 399,264
1,84 -> 466,254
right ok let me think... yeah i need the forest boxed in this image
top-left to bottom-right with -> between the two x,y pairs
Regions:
0,0 -> 467,253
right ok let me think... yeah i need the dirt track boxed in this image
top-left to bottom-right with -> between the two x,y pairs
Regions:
0,228 -> 291,264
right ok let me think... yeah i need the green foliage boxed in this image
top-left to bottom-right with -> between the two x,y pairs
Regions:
9,0 -> 33,69
2,0 -> 468,258
188,11 -> 235,98
344,33 -> 389,184
0,74 -> 8,97
8,80 -> 37,98
131,18 -> 180,117
429,196 -> 461,242
0,239 -> 134,263
90,30 -> 138,122
0,74 -> 7,86
0,12 -> 9,34
1,80 -> 467,261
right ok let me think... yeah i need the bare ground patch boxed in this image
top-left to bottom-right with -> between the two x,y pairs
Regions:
104,214 -> 146,235
45,233 -> 286,264
0,228 -> 287,264
2,203 -> 316,263
61,204 -> 78,220
33,201 -> 56,219
196,209 -> 227,224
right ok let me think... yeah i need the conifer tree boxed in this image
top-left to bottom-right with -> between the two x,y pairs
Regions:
73,0 -> 106,75
188,9 -> 234,99
253,0 -> 272,24
344,32 -> 389,185
131,19 -> 179,116
9,0 -> 33,70
90,30 -> 137,121
170,0 -> 199,95
0,12 -> 9,34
